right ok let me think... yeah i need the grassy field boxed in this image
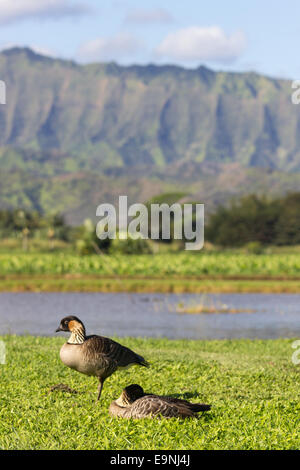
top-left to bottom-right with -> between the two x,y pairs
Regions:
0,336 -> 299,450
0,252 -> 300,293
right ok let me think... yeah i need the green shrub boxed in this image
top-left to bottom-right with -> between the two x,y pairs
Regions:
109,234 -> 153,255
245,241 -> 264,254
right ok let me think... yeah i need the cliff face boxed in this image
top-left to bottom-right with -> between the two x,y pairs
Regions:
0,47 -> 299,223
1,47 -> 299,172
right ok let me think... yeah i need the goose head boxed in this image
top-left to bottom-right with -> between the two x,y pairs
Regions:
117,384 -> 145,406
55,316 -> 86,344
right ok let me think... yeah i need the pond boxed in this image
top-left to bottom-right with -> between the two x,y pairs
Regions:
0,292 -> 299,340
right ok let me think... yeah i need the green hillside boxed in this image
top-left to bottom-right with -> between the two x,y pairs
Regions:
0,47 -> 299,223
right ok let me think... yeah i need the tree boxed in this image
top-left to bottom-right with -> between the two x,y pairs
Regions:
206,195 -> 281,247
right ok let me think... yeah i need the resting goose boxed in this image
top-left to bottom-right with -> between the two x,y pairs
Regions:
55,316 -> 149,400
109,384 -> 211,419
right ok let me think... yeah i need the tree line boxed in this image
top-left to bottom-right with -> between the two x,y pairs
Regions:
0,192 -> 299,251
206,193 -> 300,247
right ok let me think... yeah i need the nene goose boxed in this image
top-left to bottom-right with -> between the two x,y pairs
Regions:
109,384 -> 211,419
55,316 -> 149,400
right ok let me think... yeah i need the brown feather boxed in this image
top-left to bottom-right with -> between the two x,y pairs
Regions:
56,317 -> 149,400
109,385 -> 211,419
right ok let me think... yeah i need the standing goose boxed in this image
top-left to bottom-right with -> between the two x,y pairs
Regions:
55,316 -> 149,400
109,384 -> 211,419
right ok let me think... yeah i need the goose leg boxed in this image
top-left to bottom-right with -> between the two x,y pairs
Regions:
97,378 -> 104,401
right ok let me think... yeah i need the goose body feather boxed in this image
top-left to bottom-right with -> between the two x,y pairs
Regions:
56,317 -> 149,401
109,386 -> 211,419
60,335 -> 148,379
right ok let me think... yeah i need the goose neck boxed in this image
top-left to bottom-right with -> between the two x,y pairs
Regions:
68,326 -> 86,344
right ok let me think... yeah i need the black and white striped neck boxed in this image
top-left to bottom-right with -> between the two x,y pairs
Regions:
67,326 -> 86,345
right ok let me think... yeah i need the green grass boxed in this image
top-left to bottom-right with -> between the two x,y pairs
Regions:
0,336 -> 299,450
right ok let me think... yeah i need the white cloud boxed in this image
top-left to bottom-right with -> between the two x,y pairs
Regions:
155,26 -> 246,63
0,0 -> 90,25
0,42 -> 20,51
124,8 -> 174,25
77,33 -> 144,62
30,45 -> 57,57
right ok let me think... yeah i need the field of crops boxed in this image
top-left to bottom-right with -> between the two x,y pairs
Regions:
0,252 -> 299,277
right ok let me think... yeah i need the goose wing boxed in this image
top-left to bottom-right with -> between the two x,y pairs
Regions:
128,395 -> 196,419
84,335 -> 149,369
156,395 -> 211,412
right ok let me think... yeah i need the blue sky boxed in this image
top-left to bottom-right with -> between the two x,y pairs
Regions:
0,0 -> 298,78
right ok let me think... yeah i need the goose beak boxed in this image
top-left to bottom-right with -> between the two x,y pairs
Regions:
55,327 -> 61,332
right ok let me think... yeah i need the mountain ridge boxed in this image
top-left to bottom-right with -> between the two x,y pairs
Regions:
0,47 -> 299,223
